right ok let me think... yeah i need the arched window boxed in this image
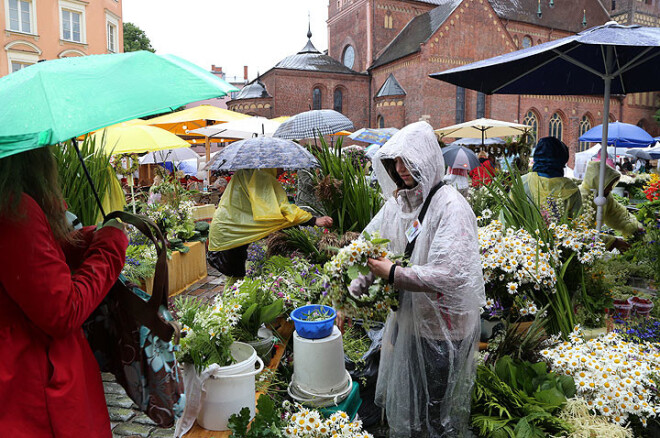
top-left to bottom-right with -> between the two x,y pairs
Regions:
312,87 -> 322,110
377,115 -> 385,129
522,36 -> 532,49
333,88 -> 343,113
522,110 -> 539,145
549,112 -> 563,141
342,45 -> 355,69
578,115 -> 592,152
384,13 -> 393,29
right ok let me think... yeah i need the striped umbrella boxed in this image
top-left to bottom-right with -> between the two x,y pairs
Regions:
273,109 -> 353,140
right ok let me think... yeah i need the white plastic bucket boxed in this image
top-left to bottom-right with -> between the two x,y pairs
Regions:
196,342 -> 264,431
293,325 -> 347,395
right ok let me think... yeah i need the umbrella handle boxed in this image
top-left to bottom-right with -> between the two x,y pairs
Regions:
72,137 -> 107,220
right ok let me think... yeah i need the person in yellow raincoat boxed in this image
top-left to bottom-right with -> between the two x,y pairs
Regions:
207,168 -> 332,279
522,137 -> 582,218
579,160 -> 643,238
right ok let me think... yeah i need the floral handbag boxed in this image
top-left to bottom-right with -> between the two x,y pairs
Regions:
84,211 -> 185,427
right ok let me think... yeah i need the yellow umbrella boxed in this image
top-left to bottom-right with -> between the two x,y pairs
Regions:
92,124 -> 190,155
146,105 -> 250,162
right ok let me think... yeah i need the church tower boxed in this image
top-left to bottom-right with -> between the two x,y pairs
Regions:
600,0 -> 660,26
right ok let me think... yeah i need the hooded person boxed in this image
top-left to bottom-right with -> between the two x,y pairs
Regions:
207,168 -> 332,279
350,121 -> 485,437
523,137 -> 582,218
580,160 -> 643,238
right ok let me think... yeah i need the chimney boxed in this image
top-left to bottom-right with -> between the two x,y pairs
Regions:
244,66 -> 248,81
210,65 -> 223,74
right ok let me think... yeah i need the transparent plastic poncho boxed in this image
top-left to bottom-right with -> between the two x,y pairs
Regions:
366,121 -> 486,437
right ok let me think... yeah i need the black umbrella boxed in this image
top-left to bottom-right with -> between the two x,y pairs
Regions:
430,22 -> 660,229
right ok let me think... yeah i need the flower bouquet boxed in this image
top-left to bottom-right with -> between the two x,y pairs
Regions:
323,232 -> 398,321
541,326 -> 660,427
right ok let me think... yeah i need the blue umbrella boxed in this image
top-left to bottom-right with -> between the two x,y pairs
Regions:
430,22 -> 660,230
578,122 -> 654,147
208,137 -> 318,171
348,128 -> 399,145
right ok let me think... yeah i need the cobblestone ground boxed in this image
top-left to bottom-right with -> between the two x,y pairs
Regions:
104,265 -> 225,438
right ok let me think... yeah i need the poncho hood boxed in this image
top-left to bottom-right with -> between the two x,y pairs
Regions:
581,160 -> 621,192
375,121 -> 445,200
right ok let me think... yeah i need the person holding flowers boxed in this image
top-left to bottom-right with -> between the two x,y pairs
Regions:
348,121 -> 485,437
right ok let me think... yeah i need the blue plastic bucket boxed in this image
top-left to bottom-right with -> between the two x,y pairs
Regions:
290,304 -> 336,339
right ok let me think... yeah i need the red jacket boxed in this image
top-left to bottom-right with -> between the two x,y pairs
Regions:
469,161 -> 496,187
0,195 -> 128,437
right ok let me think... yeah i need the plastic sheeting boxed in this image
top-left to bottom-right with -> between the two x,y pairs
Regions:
208,169 -> 311,251
521,171 -> 582,218
364,121 -> 485,436
579,161 -> 642,237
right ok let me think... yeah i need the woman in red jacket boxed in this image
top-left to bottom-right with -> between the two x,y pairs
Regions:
0,147 -> 128,437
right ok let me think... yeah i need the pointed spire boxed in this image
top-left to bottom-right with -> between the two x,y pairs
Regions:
537,0 -> 542,18
549,0 -> 554,7
582,9 -> 587,27
307,12 -> 312,39
298,17 -> 320,54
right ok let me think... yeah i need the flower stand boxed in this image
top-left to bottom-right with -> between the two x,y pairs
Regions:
142,242 -> 207,297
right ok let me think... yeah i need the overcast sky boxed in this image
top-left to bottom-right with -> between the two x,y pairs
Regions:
122,0 -> 329,82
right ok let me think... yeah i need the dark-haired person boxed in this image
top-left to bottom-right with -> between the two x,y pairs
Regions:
0,146 -> 128,437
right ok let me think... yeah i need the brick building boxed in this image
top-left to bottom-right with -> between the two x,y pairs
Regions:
230,0 -> 660,162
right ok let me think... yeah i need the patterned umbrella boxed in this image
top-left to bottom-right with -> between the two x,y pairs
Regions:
348,127 -> 399,145
208,136 -> 318,171
273,109 -> 353,140
442,145 -> 481,171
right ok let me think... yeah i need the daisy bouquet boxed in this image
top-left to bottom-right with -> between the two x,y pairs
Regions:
282,402 -> 373,438
174,294 -> 242,371
323,232 -> 398,321
541,326 -> 660,427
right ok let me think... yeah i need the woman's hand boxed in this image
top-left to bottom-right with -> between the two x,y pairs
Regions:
101,218 -> 128,238
315,216 -> 333,228
367,257 -> 394,280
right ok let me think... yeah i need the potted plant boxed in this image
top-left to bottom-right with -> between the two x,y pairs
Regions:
226,278 -> 284,362
174,295 -> 264,432
290,304 -> 337,339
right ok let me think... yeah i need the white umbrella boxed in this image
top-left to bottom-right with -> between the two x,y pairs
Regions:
191,116 -> 281,140
435,118 -> 532,143
140,147 -> 200,164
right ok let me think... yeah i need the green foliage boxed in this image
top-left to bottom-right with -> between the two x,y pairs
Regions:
123,22 -> 155,53
53,136 -> 113,226
231,278 -> 284,342
486,316 -> 549,365
310,135 -> 383,234
281,226 -> 330,264
227,394 -> 285,437
122,244 -> 157,284
471,355 -> 574,437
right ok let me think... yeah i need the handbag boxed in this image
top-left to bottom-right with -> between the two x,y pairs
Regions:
83,211 -> 185,427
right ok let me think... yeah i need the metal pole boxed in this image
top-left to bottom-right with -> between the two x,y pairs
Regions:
72,138 -> 107,220
596,46 -> 614,231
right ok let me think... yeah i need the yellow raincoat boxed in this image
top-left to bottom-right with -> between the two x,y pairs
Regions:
208,169 -> 312,251
579,161 -> 642,237
521,172 -> 582,218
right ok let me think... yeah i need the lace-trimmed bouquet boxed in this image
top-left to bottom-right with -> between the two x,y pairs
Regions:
323,232 -> 398,321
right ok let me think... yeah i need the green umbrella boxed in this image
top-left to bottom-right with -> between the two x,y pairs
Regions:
0,51 -> 239,159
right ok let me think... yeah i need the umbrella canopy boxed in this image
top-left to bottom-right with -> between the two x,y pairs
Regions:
191,116 -> 282,139
145,105 -> 249,136
578,121 -> 655,147
442,145 -> 480,171
92,124 -> 190,155
0,51 -> 239,159
448,137 -> 506,147
627,146 -> 660,161
348,127 -> 399,145
435,118 -> 532,141
430,22 -> 660,229
273,109 -> 354,140
209,137 -> 318,171
140,147 -> 200,164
